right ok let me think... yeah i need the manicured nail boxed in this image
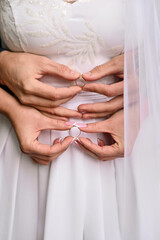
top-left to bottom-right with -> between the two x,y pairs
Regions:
74,141 -> 79,146
76,123 -> 87,128
76,138 -> 82,144
66,121 -> 75,126
71,71 -> 80,78
83,71 -> 92,77
58,138 -> 63,143
70,137 -> 76,144
97,138 -> 104,146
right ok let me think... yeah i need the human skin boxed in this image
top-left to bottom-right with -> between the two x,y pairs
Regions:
77,109 -> 124,161
0,87 -> 74,165
0,51 -> 82,120
78,54 -> 124,119
76,54 -> 124,159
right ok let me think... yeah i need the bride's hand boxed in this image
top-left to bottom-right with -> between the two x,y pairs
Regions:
78,54 -> 124,119
8,101 -> 73,165
0,51 -> 82,119
76,110 -> 124,160
78,81 -> 123,119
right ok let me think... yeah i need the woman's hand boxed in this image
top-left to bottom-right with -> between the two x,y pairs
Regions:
8,102 -> 73,165
0,51 -> 82,118
78,54 -> 124,119
78,81 -> 123,119
76,110 -> 124,161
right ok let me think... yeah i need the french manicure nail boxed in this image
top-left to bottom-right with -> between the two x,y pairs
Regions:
74,140 -> 79,146
84,71 -> 92,77
76,123 -> 87,128
70,137 -> 76,144
66,121 -> 75,126
71,71 -> 80,77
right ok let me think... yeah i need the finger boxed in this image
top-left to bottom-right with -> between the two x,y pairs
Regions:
30,136 -> 72,156
40,112 -> 68,121
38,106 -> 82,119
78,120 -> 110,133
76,140 -> 115,161
82,57 -> 124,81
29,138 -> 65,161
33,80 -> 82,100
20,94 -> 66,108
42,59 -> 80,80
78,137 -> 120,158
32,96 -> 73,108
31,157 -> 50,165
24,79 -> 82,101
83,81 -> 124,97
82,112 -> 112,119
78,95 -> 123,113
75,140 -> 98,159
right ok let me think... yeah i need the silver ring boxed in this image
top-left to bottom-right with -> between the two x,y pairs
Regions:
76,76 -> 86,87
69,123 -> 81,139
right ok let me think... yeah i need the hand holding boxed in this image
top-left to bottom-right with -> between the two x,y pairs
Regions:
78,54 -> 124,119
0,51 -> 82,118
9,102 -> 73,165
76,110 -> 124,161
78,81 -> 123,119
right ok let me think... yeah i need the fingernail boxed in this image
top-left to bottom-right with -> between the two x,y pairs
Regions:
83,71 -> 92,77
58,138 -> 63,143
71,71 -> 80,78
74,141 -> 79,146
66,121 -> 75,126
78,109 -> 86,113
76,123 -> 87,128
70,137 -> 76,144
97,138 -> 104,146
76,138 -> 82,143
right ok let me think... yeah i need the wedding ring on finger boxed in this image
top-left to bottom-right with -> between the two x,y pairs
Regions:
69,123 -> 81,139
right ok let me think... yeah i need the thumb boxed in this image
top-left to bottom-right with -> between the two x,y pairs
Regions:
41,117 -> 71,131
42,58 -> 80,80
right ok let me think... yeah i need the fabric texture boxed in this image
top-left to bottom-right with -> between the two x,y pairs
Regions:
2,0 -> 160,240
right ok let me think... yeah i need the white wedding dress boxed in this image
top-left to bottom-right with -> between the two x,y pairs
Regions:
0,0 -> 126,239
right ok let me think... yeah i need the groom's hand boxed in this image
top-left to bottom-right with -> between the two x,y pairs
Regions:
0,51 -> 82,118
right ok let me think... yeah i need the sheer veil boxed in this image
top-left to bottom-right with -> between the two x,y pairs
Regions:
123,0 -> 160,239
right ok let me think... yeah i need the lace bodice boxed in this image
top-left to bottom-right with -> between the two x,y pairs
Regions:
0,0 -> 125,86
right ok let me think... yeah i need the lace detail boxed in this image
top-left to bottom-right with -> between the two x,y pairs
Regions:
15,0 -> 104,64
0,0 -> 124,63
0,0 -> 22,50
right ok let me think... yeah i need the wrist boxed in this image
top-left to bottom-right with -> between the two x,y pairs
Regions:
0,88 -> 21,119
0,50 -> 12,85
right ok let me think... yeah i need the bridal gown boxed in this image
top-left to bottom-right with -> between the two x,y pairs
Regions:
0,0 -> 126,239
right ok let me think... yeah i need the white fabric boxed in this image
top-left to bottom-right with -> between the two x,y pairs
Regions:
0,1 -> 125,239
2,0 -> 160,240
122,1 -> 160,239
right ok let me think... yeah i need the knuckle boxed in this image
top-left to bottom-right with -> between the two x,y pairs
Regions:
53,92 -> 60,100
19,95 -> 28,105
57,64 -> 68,75
94,65 -> 103,74
23,84 -> 33,95
20,142 -> 30,154
43,161 -> 50,165
105,85 -> 114,97
119,145 -> 124,157
40,56 -> 50,66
